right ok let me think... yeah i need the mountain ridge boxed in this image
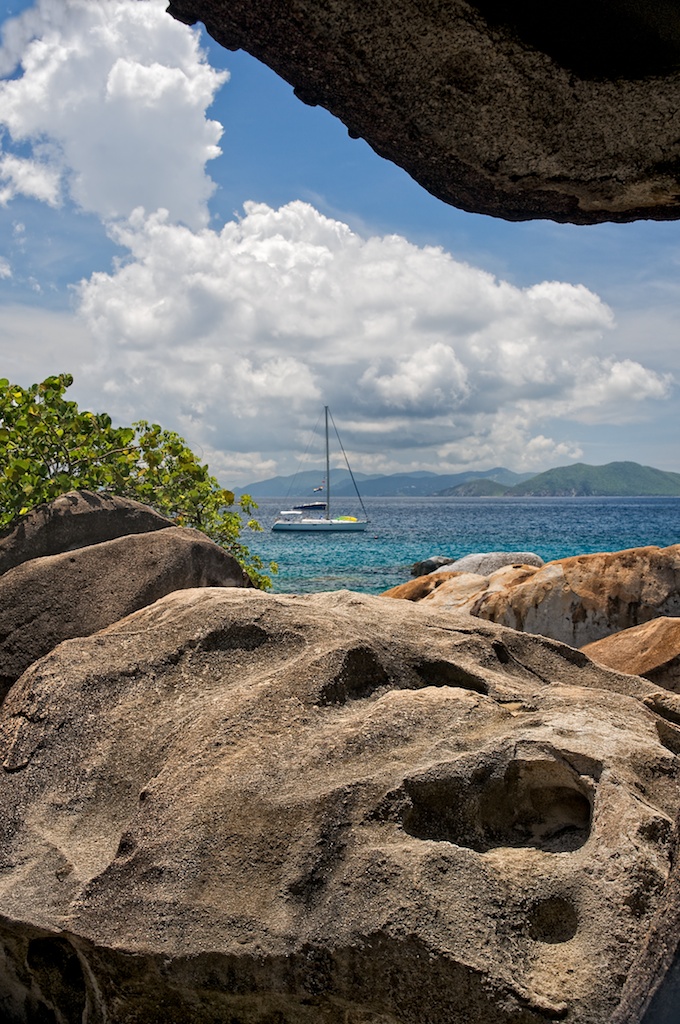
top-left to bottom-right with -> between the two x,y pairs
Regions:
236,467 -> 531,498
237,461 -> 680,498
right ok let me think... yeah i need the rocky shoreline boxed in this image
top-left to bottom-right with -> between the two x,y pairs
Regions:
0,494 -> 679,1023
389,547 -> 680,690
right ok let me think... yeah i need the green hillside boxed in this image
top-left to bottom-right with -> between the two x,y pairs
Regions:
509,462 -> 680,497
437,479 -> 509,497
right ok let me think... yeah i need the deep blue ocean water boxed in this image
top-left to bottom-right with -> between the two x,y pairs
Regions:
245,496 -> 680,594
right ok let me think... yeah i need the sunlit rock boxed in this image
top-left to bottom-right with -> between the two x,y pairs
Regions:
583,617 -> 680,692
0,588 -> 677,1022
388,546 -> 680,648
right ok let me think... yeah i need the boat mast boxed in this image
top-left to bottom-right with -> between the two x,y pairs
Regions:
325,405 -> 330,521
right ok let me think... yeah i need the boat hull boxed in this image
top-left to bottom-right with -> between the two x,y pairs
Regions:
271,407 -> 369,533
272,519 -> 367,532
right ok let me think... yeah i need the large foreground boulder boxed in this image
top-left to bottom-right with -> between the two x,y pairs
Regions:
0,588 -> 677,1023
0,526 -> 251,700
0,490 -> 173,577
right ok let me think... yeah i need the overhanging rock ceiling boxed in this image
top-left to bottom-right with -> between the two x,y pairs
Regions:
167,0 -> 680,225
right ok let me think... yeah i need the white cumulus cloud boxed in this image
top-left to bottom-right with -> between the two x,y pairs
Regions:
0,0 -> 226,225
564,357 -> 673,423
0,152 -> 61,206
73,200 -> 672,480
361,343 -> 469,411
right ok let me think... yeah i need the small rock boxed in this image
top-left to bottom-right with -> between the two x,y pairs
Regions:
411,555 -> 454,576
436,551 -> 544,576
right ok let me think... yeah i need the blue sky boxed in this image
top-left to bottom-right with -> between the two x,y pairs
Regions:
0,0 -> 678,485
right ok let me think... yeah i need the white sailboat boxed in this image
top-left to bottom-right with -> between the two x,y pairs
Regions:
272,407 -> 368,532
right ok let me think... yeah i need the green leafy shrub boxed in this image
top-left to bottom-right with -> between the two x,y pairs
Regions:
0,373 -> 276,589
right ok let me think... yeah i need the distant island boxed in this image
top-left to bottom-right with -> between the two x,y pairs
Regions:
237,461 -> 680,499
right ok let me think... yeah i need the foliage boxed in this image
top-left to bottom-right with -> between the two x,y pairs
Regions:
0,373 -> 276,588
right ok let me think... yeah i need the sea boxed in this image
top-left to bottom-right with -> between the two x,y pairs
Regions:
245,495 -> 680,594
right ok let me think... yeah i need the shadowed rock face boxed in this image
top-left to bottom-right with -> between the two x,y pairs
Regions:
0,492 -> 253,703
0,588 -> 678,1023
0,490 -> 173,577
168,0 -> 680,224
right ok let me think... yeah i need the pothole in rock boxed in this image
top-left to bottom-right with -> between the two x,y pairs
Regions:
318,648 -> 489,705
318,647 -> 391,704
412,658 -> 489,695
656,719 -> 680,756
195,622 -> 270,653
527,896 -> 579,943
401,757 -> 593,853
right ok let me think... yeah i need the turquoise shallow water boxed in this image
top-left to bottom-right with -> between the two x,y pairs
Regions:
245,496 -> 680,594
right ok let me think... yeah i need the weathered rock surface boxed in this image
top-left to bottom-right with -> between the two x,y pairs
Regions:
384,563 -> 537,611
0,587 -> 677,1023
438,551 -> 544,576
384,571 -> 460,602
387,546 -> 680,648
583,618 -> 680,692
0,526 -> 251,699
168,0 -> 680,224
473,546 -> 680,647
0,490 -> 174,577
610,724 -> 680,1024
